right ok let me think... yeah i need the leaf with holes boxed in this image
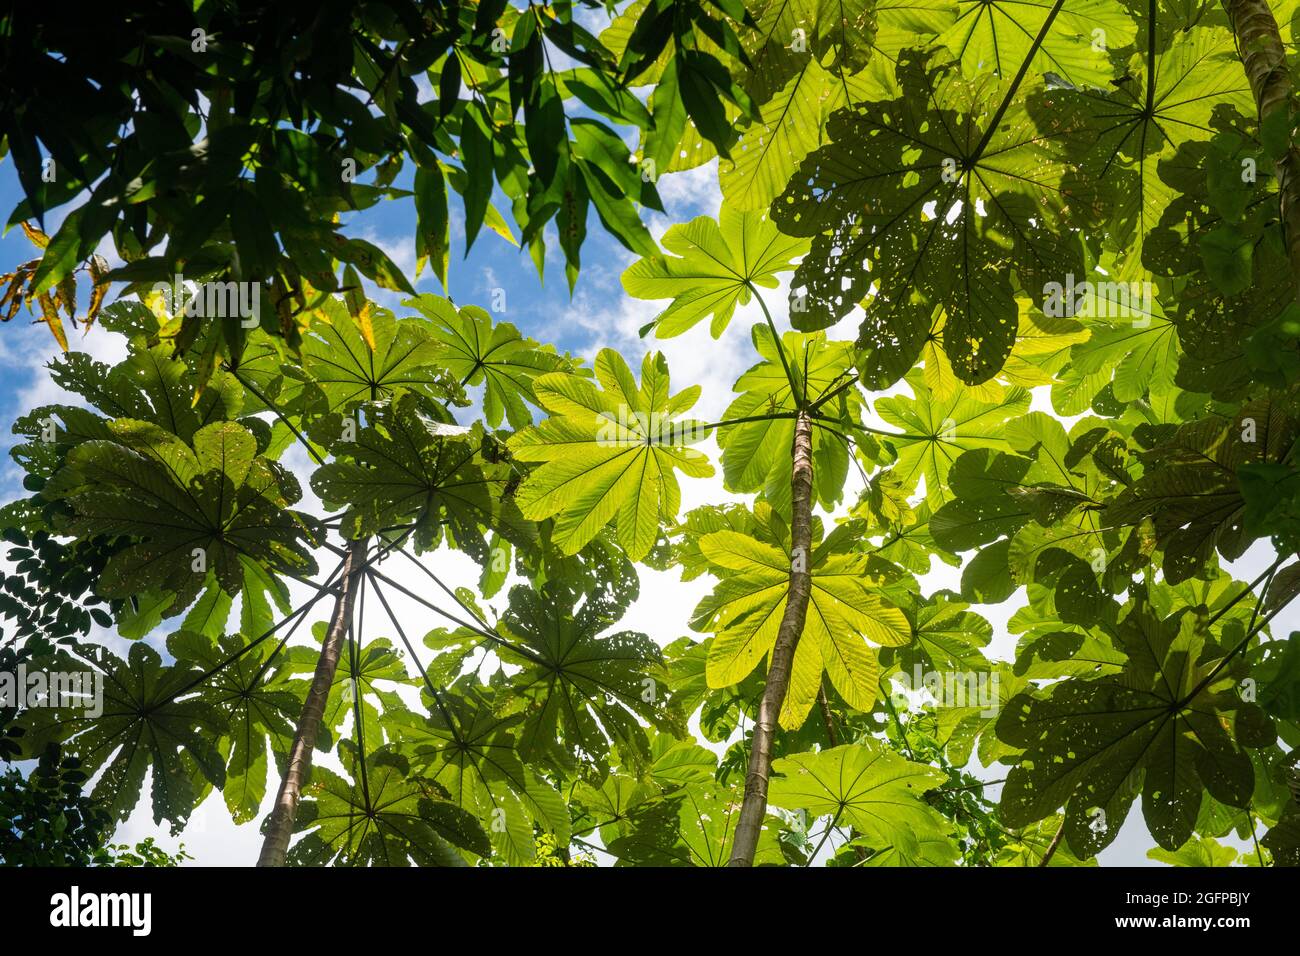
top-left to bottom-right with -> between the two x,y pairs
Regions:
773,54 -> 1094,385
998,600 -> 1256,855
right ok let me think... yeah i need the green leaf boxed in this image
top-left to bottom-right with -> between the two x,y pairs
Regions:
17,643 -> 227,831
998,601 -> 1256,854
938,0 -> 1133,89
693,513 -> 910,729
623,205 -> 809,338
44,419 -> 318,616
290,752 -> 487,866
995,816 -> 1096,866
498,580 -> 671,771
409,295 -> 572,428
875,372 -> 1031,506
292,298 -> 459,412
414,164 -> 451,289
328,234 -> 416,296
1147,834 -> 1240,867
311,393 -> 534,559
774,55 -> 1092,384
509,349 -> 714,560
716,325 -> 864,510
720,57 -> 872,213
608,782 -> 786,866
1074,24 -> 1253,261
1105,398 -> 1297,583
167,629 -> 299,824
768,741 -> 951,845
395,690 -> 571,865
897,593 -> 993,674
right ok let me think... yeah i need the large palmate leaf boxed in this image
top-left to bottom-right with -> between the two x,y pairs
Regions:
621,206 -> 808,337
46,344 -> 243,442
11,343 -> 246,485
920,306 -> 1087,405
497,580 -> 672,771
1105,397 -> 1298,583
43,419 -> 318,615
998,599 -> 1258,855
290,750 -> 489,866
311,393 -> 534,558
721,55 -> 883,213
716,325 -> 867,510
290,298 -> 461,412
892,592 -> 994,674
995,816 -> 1097,866
1147,833 -> 1242,867
773,54 -> 1094,385
871,0 -> 961,61
931,448 -> 1038,553
509,349 -> 713,560
607,782 -> 786,866
167,628 -> 300,824
692,513 -> 911,728
768,741 -> 952,845
875,371 -> 1031,505
938,0 -> 1134,89
1001,413 -> 1125,588
915,661 -> 1029,768
281,632 -> 414,756
408,295 -> 573,428
747,0 -> 879,80
1074,23 -> 1254,262
1061,284 -> 1179,406
17,643 -> 226,831
1263,804 -> 1300,866
393,687 -> 570,865
931,413 -> 1143,619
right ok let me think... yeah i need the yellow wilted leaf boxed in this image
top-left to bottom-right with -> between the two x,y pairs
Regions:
36,292 -> 69,352
0,269 -> 30,322
353,299 -> 377,351
20,222 -> 49,250
55,274 -> 78,323
85,255 -> 111,329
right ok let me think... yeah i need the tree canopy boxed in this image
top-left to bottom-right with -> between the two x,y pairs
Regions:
2,0 -> 1300,869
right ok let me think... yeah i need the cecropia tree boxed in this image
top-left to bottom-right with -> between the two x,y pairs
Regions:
1,0 -> 1300,869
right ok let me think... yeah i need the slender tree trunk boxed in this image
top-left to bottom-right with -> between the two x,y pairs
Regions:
1038,817 -> 1067,867
729,409 -> 815,867
1224,0 -> 1300,292
257,537 -> 367,867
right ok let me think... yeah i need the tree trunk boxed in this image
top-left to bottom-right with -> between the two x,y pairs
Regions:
1038,817 -> 1067,867
256,537 -> 367,867
1224,0 -> 1300,292
729,409 -> 815,867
